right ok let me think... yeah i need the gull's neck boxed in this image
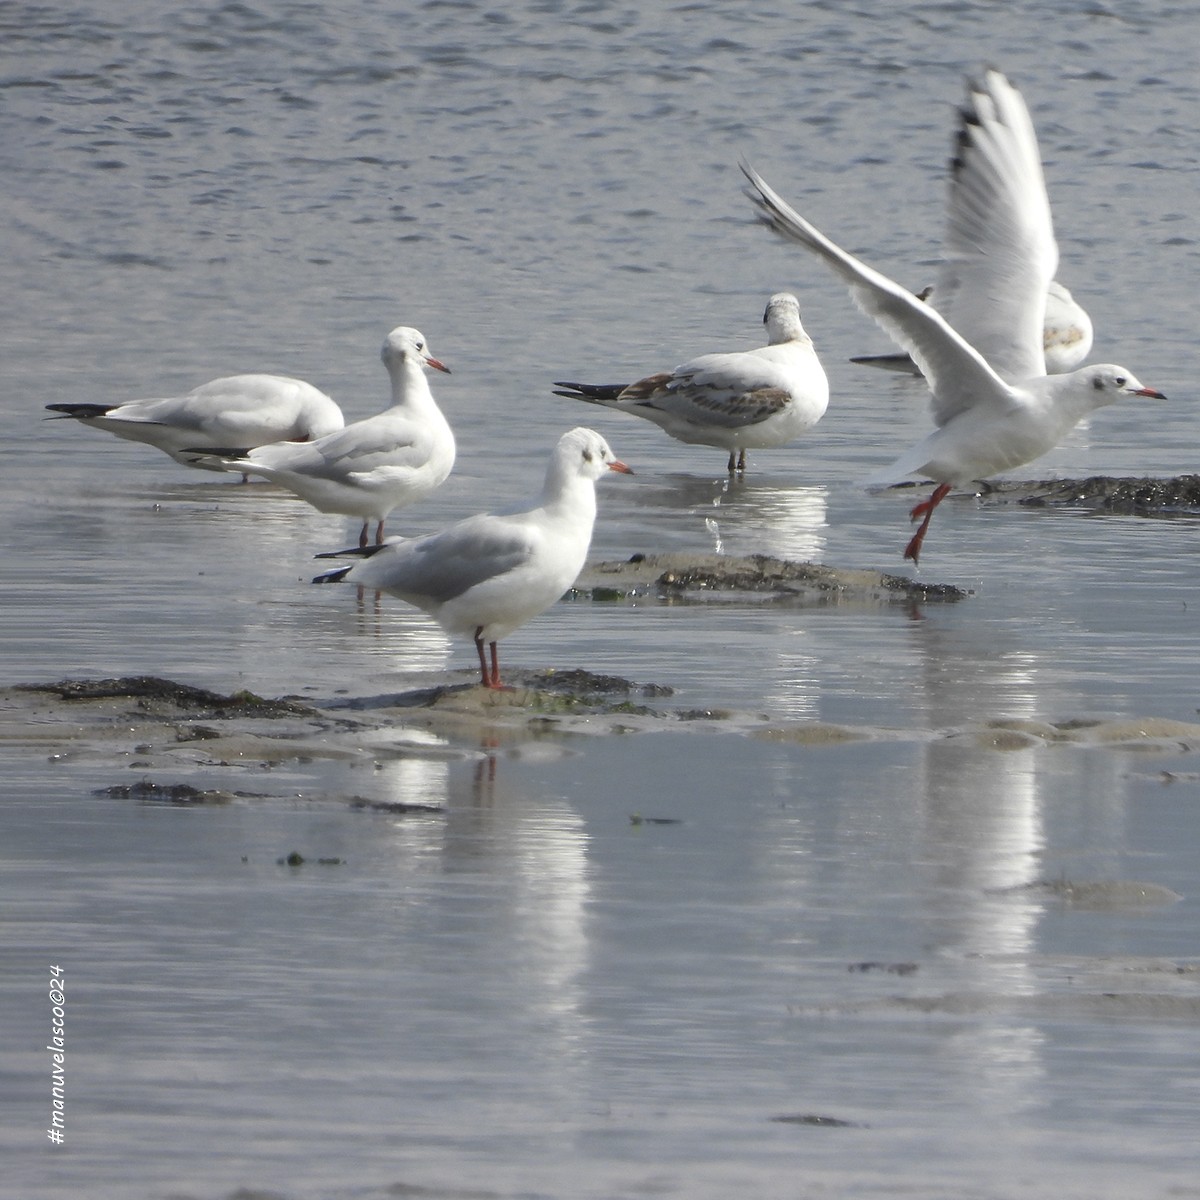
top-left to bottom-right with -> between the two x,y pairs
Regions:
766,311 -> 811,347
540,462 -> 598,525
387,357 -> 436,411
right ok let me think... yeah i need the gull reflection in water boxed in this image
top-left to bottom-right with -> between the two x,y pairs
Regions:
347,605 -> 453,674
723,482 -> 829,720
909,617 -> 1050,1107
372,736 -> 594,1101
705,478 -> 829,562
453,740 -> 594,1091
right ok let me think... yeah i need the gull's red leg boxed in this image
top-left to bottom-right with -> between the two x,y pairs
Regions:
904,482 -> 952,565
474,627 -> 491,687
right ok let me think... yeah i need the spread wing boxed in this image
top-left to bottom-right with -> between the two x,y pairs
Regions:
932,70 -> 1057,383
741,160 -> 1017,428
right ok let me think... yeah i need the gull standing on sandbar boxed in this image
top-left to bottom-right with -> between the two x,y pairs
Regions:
191,326 -> 455,547
553,292 -> 828,473
313,427 -> 632,689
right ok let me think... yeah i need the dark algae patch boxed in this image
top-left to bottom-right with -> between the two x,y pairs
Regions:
945,474 -> 1200,515
23,676 -> 316,719
770,1113 -> 864,1128
577,553 -> 969,604
95,780 -> 255,805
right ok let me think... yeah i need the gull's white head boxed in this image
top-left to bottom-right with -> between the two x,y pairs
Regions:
763,292 -> 807,344
553,426 -> 634,483
381,326 -> 451,375
1079,365 -> 1165,406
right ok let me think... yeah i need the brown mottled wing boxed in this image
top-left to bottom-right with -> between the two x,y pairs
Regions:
624,361 -> 792,430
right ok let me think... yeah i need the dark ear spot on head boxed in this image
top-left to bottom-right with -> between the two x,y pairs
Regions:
1092,375 -> 1104,390
583,448 -> 594,463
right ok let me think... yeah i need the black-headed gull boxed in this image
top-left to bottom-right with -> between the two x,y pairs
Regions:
45,375 -> 345,471
313,427 -> 632,689
552,292 -> 828,473
740,151 -> 1164,565
193,327 -> 455,547
851,73 -> 1094,378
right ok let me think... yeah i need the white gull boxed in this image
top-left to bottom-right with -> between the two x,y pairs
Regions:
313,426 -> 632,689
850,71 -> 1094,378
740,148 -> 1164,565
194,326 -> 455,547
45,374 -> 345,471
553,292 -> 828,473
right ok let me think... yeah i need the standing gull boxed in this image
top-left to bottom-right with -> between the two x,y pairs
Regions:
313,427 -> 632,689
851,72 -> 1094,378
45,375 -> 345,471
740,84 -> 1163,565
193,326 -> 455,547
553,292 -> 828,473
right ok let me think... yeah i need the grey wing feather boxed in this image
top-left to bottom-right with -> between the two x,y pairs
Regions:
932,71 -> 1056,382
353,517 -> 537,604
740,160 -> 1013,426
249,416 -> 424,479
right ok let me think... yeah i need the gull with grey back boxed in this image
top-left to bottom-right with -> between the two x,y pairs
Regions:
46,374 -> 345,472
314,427 -> 632,689
190,326 -> 455,546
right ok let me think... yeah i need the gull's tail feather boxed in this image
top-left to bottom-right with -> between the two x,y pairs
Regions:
313,544 -> 392,561
552,381 -> 628,403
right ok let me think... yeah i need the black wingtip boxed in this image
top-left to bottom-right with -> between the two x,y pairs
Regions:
311,565 -> 355,584
44,403 -> 113,419
313,543 -> 389,561
181,445 -> 251,458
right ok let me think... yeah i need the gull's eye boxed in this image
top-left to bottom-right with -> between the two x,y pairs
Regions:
1115,376 -> 1126,387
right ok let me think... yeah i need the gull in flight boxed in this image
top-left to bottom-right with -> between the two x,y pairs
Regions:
553,292 -> 828,473
45,375 -> 345,471
313,427 -> 632,689
741,72 -> 1163,565
192,326 -> 455,547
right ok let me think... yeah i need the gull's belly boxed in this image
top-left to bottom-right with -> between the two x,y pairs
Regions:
924,407 -> 1068,483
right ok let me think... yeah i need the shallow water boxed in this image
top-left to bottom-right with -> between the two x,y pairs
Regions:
3,1 -> 1200,1196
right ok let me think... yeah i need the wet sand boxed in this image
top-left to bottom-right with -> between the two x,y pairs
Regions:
9,540 -> 1200,758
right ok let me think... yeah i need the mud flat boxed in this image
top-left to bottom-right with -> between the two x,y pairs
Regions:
573,552 -> 969,605
909,473 -> 1200,515
10,670 -> 1200,766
